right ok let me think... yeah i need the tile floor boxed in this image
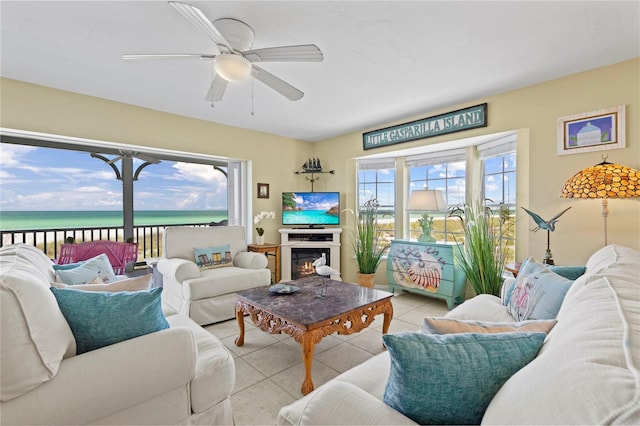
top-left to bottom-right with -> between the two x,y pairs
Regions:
203,289 -> 451,425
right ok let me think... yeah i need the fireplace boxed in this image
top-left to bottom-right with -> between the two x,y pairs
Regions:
291,247 -> 331,280
279,228 -> 342,282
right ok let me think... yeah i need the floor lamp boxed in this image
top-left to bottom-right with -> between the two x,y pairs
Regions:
560,155 -> 640,246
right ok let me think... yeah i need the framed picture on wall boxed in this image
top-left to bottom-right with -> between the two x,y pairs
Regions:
257,183 -> 269,199
557,105 -> 625,155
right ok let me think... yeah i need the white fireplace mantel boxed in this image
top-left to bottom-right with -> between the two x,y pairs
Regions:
279,228 -> 342,282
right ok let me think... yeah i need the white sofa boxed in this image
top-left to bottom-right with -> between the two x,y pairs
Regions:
278,244 -> 640,425
158,226 -> 271,325
0,244 -> 235,425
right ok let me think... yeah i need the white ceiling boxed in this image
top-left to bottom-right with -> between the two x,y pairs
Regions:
1,1 -> 638,142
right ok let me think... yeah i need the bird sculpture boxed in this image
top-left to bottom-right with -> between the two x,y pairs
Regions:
521,207 -> 572,232
312,253 -> 340,278
312,253 -> 340,297
522,206 -> 571,265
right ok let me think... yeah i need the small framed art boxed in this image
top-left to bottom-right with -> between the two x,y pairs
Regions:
257,183 -> 269,199
557,105 -> 625,155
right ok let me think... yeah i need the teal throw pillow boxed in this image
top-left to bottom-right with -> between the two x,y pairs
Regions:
194,244 -> 232,270
50,287 -> 169,354
382,331 -> 546,425
548,265 -> 586,281
55,253 -> 118,284
507,257 -> 573,321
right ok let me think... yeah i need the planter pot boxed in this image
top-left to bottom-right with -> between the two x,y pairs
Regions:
357,272 -> 376,288
256,235 -> 265,245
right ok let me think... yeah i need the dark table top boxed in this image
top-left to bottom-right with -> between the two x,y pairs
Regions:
236,275 -> 393,328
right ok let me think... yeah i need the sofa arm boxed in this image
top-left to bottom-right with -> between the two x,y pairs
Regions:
1,328 -> 196,425
277,382 -> 417,425
158,257 -> 200,282
234,251 -> 268,269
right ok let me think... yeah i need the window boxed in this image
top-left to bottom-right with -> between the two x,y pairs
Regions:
406,150 -> 466,243
357,159 -> 396,240
479,139 -> 517,263
1,132 -> 243,257
357,132 -> 518,260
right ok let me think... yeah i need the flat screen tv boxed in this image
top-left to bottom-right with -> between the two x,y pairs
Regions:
282,192 -> 340,227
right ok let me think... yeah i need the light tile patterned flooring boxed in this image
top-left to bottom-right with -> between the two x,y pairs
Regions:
203,289 -> 450,425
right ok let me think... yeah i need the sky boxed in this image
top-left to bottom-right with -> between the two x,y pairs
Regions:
0,143 -> 228,211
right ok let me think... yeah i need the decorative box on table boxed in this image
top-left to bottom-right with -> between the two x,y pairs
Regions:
386,240 -> 466,309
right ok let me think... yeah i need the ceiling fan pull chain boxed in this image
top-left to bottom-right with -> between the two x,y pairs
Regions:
251,77 -> 255,116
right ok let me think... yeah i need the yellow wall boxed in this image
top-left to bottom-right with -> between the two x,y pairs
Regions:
311,58 -> 639,283
2,58 -> 639,285
0,77 -> 312,244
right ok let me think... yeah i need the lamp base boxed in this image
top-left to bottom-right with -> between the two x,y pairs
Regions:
543,249 -> 554,265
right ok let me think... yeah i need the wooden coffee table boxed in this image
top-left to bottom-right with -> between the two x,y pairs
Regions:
234,275 -> 394,395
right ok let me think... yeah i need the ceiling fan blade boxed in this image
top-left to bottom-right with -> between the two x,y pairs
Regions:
251,65 -> 304,101
205,74 -> 228,102
244,44 -> 324,62
122,54 -> 214,61
168,1 -> 233,53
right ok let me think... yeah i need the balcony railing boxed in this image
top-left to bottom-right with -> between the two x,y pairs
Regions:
1,222 -> 211,262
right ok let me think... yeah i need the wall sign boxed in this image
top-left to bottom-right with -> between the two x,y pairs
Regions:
363,103 -> 488,150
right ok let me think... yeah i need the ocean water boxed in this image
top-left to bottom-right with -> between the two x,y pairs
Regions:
282,210 -> 340,225
0,210 -> 228,231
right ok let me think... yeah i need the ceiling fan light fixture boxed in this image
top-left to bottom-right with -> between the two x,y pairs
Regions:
214,54 -> 252,81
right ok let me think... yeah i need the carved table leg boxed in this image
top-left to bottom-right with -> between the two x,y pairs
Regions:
300,331 -> 317,395
235,304 -> 245,346
382,301 -> 394,334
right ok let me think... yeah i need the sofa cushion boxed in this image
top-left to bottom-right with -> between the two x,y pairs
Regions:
483,245 -> 640,425
194,245 -> 233,270
183,267 -> 271,301
507,257 -> 572,321
55,253 -> 118,284
422,317 -> 557,335
50,287 -> 169,354
382,331 -> 545,425
0,244 -> 76,401
445,294 -> 515,322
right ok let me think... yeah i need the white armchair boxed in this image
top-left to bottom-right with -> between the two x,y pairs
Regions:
158,226 -> 271,325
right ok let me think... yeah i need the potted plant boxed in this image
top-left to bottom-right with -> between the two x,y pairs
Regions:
352,199 -> 389,288
449,197 -> 511,296
253,211 -> 275,245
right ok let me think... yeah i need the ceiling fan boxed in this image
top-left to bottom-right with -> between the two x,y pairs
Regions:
123,1 -> 323,103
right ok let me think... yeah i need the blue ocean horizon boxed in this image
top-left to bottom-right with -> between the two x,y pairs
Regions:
0,210 -> 228,231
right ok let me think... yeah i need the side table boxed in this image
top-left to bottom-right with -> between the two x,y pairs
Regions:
247,243 -> 280,283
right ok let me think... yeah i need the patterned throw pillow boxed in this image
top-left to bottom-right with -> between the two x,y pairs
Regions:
54,253 -> 118,284
50,287 -> 169,354
507,257 -> 573,321
422,317 -> 557,335
194,245 -> 233,270
382,331 -> 546,425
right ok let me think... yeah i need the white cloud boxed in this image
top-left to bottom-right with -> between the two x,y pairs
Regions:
0,144 -> 37,167
76,186 -> 103,192
175,192 -> 202,209
171,163 -> 227,186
